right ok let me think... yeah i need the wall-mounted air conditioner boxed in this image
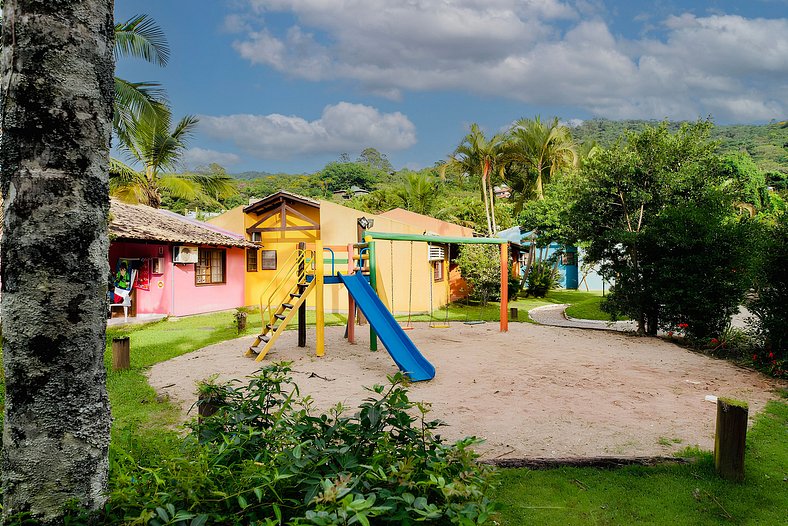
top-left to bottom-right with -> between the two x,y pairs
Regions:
173,245 -> 199,264
428,244 -> 446,261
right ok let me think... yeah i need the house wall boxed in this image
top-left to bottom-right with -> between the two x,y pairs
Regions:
109,241 -> 246,317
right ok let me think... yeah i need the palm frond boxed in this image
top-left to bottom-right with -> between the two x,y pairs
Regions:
114,14 -> 170,66
114,77 -> 168,153
157,175 -> 201,201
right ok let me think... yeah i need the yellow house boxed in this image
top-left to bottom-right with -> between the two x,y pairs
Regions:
208,191 -> 471,317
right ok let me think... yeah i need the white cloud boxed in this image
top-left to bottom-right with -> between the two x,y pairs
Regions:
198,102 -> 416,159
182,148 -> 241,168
229,1 -> 787,121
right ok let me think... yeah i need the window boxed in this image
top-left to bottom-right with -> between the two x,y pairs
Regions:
246,248 -> 258,272
433,260 -> 445,282
196,248 -> 226,285
261,250 -> 277,270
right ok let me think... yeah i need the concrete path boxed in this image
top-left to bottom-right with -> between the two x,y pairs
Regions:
528,304 -> 637,332
528,304 -> 752,332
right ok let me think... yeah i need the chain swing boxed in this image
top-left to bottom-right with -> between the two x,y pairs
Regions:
391,240 -> 415,330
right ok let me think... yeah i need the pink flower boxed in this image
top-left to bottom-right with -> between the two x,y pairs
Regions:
752,354 -> 758,361
711,338 -> 719,344
768,352 -> 774,359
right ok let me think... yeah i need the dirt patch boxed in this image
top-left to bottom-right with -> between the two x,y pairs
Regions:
147,323 -> 785,460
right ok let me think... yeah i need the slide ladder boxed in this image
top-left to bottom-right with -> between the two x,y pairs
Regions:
246,249 -> 315,361
339,272 -> 435,381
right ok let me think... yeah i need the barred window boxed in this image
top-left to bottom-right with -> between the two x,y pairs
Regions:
261,250 -> 277,270
433,260 -> 445,282
196,248 -> 226,285
246,248 -> 258,272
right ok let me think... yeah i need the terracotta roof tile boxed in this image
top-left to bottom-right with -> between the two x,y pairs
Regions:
109,199 -> 255,248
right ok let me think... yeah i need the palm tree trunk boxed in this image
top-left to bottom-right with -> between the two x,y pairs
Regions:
488,176 -> 497,233
480,170 -> 493,236
1,0 -> 114,521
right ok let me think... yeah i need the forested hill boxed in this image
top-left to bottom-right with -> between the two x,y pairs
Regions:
570,119 -> 788,174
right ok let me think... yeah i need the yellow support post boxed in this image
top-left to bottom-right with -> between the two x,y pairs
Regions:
315,239 -> 325,357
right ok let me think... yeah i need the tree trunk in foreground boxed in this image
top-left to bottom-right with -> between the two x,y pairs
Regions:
1,0 -> 115,521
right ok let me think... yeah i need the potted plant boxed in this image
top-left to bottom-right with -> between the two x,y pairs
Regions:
233,307 -> 248,333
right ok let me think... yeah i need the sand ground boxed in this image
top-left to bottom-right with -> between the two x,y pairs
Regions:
148,322 -> 785,460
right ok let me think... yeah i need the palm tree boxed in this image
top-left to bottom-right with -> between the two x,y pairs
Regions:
446,124 -> 504,235
113,14 -> 171,149
110,111 -> 237,208
396,171 -> 442,215
506,117 -> 577,200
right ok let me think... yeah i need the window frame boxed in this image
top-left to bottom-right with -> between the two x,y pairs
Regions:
246,248 -> 258,272
260,249 -> 277,271
195,248 -> 227,286
433,259 -> 445,282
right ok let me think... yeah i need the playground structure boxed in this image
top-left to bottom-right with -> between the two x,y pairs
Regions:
246,231 -> 509,382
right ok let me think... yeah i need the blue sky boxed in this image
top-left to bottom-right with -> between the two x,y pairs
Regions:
114,0 -> 788,174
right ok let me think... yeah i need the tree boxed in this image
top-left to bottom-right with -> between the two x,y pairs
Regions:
1,0 -> 113,520
113,14 -> 170,151
505,116 -> 577,200
320,161 -> 377,195
395,170 -> 442,215
110,110 -> 237,208
357,147 -> 393,174
447,124 -> 504,236
571,122 -> 754,337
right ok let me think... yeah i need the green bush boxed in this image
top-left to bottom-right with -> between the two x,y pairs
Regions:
524,260 -> 560,298
456,244 -> 501,304
106,363 -> 497,525
748,213 -> 788,378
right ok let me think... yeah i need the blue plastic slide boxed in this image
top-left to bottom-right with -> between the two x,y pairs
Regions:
339,272 -> 435,381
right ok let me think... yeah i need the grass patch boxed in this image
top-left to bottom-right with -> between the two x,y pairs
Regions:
564,294 -> 623,322
493,398 -> 788,525
396,290 -> 602,324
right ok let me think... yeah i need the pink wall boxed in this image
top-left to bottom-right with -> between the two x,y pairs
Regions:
171,247 -> 245,316
109,241 -> 246,317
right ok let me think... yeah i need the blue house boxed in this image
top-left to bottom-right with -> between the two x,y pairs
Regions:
498,226 -> 610,290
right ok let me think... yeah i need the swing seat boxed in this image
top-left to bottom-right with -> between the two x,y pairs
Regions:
463,320 -> 486,325
429,324 -> 451,329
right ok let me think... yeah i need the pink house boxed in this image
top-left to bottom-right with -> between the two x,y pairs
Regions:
108,200 -> 255,319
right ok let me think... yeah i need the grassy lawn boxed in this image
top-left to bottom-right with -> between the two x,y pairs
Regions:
398,289 -> 601,324
493,397 -> 788,525
563,293 -> 623,321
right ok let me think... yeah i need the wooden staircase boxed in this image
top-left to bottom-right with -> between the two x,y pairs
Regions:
246,278 -> 315,361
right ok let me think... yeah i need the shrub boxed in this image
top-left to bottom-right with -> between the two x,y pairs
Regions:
456,244 -> 501,304
748,213 -> 788,378
524,260 -> 560,298
106,363 -> 497,525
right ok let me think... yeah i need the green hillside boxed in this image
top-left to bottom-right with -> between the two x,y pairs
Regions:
571,119 -> 788,175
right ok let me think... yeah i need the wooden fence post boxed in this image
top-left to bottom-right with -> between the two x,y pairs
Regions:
714,397 -> 748,481
509,307 -> 518,321
112,337 -> 130,371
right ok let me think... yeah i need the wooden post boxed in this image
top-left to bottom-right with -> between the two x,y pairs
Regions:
500,243 -> 508,332
111,337 -> 130,371
197,393 -> 221,423
297,242 -> 307,348
509,307 -> 518,321
714,397 -> 748,482
315,239 -> 325,357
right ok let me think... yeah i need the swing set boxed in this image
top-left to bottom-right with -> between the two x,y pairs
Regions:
362,231 -> 509,335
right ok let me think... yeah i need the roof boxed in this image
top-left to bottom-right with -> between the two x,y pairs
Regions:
378,208 -> 473,238
244,190 -> 320,215
110,199 -> 256,248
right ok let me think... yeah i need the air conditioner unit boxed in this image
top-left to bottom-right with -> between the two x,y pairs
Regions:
428,244 -> 446,261
173,245 -> 199,264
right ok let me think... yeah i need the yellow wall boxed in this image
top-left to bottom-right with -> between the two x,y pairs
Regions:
209,198 -> 452,315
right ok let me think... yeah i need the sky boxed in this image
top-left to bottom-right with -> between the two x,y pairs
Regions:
114,0 -> 788,174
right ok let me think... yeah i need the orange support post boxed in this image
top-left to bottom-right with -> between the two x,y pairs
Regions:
500,242 -> 508,332
346,243 -> 356,344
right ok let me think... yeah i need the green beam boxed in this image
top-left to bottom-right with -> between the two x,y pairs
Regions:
363,231 -> 507,244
